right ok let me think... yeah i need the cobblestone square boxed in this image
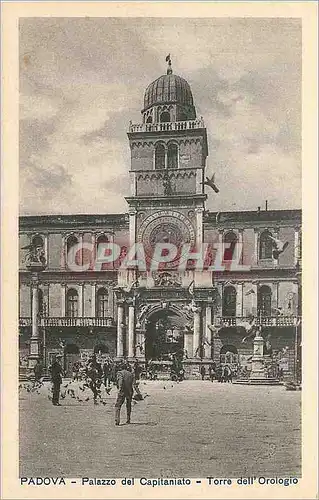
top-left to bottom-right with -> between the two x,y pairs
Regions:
19,381 -> 301,478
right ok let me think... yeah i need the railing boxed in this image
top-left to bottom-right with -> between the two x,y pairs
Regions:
19,318 -> 32,327
20,315 -> 300,329
19,317 -> 115,327
214,316 -> 301,328
128,118 -> 205,133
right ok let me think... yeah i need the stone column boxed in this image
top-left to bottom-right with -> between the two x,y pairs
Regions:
91,283 -> 96,317
195,207 -> 204,247
78,283 -> 83,317
253,229 -> 259,265
236,283 -> 243,317
237,229 -> 244,265
28,273 -> 40,368
204,305 -> 212,358
294,227 -> 300,266
116,301 -> 125,358
129,209 -> 137,247
61,283 -> 66,317
193,306 -> 201,358
128,302 -> 135,359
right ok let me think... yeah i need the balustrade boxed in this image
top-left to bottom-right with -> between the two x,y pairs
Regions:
128,118 -> 205,133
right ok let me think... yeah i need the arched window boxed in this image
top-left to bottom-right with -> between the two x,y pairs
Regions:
257,285 -> 272,316
223,232 -> 237,261
259,231 -> 273,260
146,116 -> 152,124
32,235 -> 44,248
66,235 -> 78,253
222,286 -> 237,317
66,288 -> 78,318
155,144 -> 165,170
96,234 -> 109,259
160,111 -> 170,123
66,234 -> 82,268
179,113 -> 188,121
96,287 -> 108,317
167,143 -> 178,169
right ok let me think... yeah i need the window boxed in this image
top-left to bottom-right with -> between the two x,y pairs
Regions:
146,116 -> 152,124
96,287 -> 108,317
167,143 -> 178,169
66,289 -> 78,318
66,235 -> 81,268
160,111 -> 170,123
259,231 -> 273,260
155,144 -> 165,169
222,286 -> 237,317
96,234 -> 109,257
32,235 -> 44,248
223,232 -> 237,261
257,285 -> 272,316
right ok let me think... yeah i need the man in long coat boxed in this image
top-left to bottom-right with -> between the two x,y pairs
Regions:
49,354 -> 63,406
115,362 -> 134,426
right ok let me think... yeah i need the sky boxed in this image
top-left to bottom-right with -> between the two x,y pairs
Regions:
19,17 -> 301,215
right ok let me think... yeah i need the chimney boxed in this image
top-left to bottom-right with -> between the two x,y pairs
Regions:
265,200 -> 268,211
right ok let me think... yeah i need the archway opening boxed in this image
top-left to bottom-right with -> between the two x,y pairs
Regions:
160,111 -> 170,123
144,308 -> 185,362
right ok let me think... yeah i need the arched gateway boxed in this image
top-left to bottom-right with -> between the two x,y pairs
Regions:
141,304 -> 189,362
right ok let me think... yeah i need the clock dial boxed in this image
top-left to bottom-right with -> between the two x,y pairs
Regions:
138,211 -> 195,262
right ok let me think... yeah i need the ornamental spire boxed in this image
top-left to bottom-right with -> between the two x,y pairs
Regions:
165,54 -> 173,75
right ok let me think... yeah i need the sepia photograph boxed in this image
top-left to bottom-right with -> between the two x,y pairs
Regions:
1,3 -> 318,499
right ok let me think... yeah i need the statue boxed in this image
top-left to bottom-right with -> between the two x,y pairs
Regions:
163,171 -> 174,196
23,242 -> 46,267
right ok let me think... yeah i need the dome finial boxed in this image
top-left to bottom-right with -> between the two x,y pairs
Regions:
165,53 -> 173,75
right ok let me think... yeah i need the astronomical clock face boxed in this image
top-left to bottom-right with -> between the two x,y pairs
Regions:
138,210 -> 196,261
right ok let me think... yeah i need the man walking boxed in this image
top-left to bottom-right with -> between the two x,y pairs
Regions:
115,362 -> 134,426
49,354 -> 63,406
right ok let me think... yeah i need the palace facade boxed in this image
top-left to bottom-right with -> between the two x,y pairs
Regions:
19,62 -> 302,378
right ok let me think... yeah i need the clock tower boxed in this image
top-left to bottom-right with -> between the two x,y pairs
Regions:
126,58 -> 209,275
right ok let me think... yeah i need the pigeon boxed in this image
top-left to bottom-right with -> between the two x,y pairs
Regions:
268,235 -> 289,259
85,397 -> 90,402
201,174 -> 219,193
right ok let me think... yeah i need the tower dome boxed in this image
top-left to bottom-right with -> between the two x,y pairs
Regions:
143,73 -> 194,112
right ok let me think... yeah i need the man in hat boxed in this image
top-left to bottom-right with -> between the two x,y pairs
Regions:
49,354 -> 63,406
115,362 -> 134,426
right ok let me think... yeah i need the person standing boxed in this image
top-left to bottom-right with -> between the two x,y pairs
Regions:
200,364 -> 206,381
33,359 -> 43,384
115,362 -> 134,426
103,360 -> 112,388
86,354 -> 103,405
133,359 -> 142,382
49,354 -> 63,406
